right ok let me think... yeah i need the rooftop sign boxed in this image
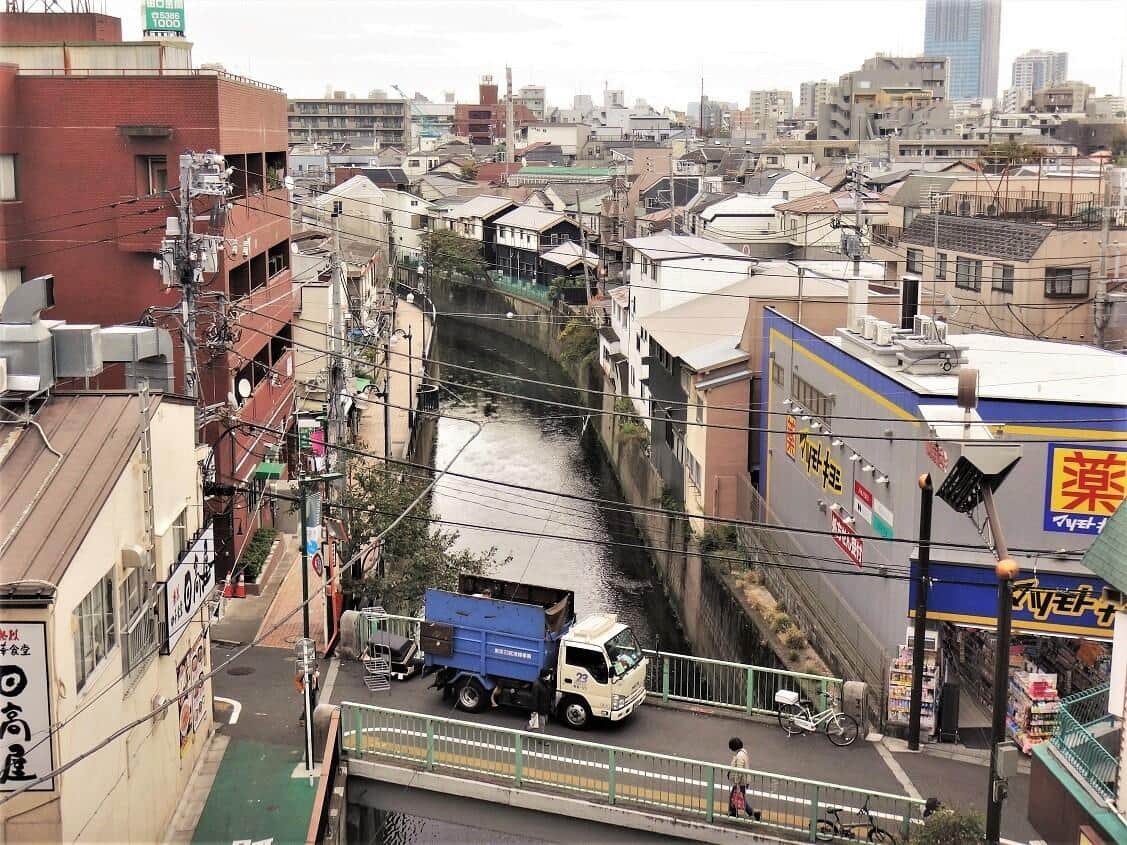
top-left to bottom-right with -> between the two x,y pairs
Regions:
143,0 -> 185,35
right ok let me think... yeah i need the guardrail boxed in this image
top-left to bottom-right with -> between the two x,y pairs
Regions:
341,702 -> 924,843
1051,682 -> 1118,801
351,612 -> 843,718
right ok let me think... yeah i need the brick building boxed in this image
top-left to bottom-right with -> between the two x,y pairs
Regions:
453,76 -> 536,145
0,12 -> 294,576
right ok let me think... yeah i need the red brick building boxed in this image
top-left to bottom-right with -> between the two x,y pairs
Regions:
453,77 -> 536,144
0,12 -> 294,576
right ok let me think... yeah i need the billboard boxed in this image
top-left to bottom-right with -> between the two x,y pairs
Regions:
161,523 -> 216,653
143,0 -> 185,35
0,622 -> 54,792
1042,443 -> 1127,535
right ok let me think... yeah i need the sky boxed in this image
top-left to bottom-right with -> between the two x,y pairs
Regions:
106,0 -> 1125,110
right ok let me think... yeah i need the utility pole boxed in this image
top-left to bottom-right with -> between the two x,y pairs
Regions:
1094,166 -> 1116,348
907,474 -> 934,751
577,190 -> 591,306
327,200 -> 347,460
505,66 -> 515,166
382,338 -> 392,461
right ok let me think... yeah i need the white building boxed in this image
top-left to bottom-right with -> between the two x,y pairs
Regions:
1,391 -> 212,843
1011,49 -> 1068,101
799,80 -> 833,120
748,89 -> 794,122
516,85 -> 547,121
602,234 -> 755,420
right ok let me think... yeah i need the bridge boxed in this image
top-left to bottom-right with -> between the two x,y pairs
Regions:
315,613 -> 947,844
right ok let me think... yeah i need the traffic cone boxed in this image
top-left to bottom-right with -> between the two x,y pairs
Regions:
234,573 -> 246,598
222,577 -> 235,598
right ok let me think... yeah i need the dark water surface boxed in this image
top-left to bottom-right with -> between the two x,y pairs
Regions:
355,318 -> 687,843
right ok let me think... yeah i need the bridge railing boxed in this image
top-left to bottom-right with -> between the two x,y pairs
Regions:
353,612 -> 843,718
341,701 -> 925,842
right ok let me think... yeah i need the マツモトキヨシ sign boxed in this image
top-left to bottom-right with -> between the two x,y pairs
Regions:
1042,443 -> 1126,535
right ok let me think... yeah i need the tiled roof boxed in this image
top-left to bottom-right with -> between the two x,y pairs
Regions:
1081,504 -> 1127,591
901,214 -> 1051,261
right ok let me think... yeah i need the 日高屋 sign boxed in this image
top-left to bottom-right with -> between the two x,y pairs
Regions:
0,623 -> 54,792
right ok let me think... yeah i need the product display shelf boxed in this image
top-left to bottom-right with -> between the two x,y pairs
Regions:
887,631 -> 940,731
1007,671 -> 1060,754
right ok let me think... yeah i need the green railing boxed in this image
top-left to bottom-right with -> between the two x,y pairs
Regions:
341,702 -> 925,843
492,273 -> 552,305
1051,682 -> 1118,801
353,612 -> 843,717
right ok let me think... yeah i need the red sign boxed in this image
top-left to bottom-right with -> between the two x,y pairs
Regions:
830,510 -> 864,569
926,441 -> 949,472
785,416 -> 797,460
854,481 -> 873,508
311,552 -> 324,578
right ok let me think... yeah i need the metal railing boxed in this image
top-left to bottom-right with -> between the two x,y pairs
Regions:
1051,682 -> 1119,801
15,67 -> 284,91
342,702 -> 924,842
350,612 -> 843,718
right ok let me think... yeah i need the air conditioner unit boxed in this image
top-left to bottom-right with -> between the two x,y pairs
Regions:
913,314 -> 934,338
122,544 -> 148,569
875,321 -> 894,346
0,358 -> 7,393
850,314 -> 867,334
861,315 -> 878,340
934,318 -> 948,342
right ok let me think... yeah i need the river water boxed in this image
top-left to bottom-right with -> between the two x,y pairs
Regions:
352,318 -> 687,844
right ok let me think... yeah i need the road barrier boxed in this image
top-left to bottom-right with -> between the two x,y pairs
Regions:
341,701 -> 925,843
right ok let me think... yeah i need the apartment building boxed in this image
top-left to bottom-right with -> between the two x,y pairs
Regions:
923,0 -> 1001,100
747,89 -> 794,124
516,85 -> 547,120
0,12 -> 294,578
1011,50 -> 1069,102
287,92 -> 412,148
453,76 -> 536,145
819,56 -> 950,140
799,80 -> 833,120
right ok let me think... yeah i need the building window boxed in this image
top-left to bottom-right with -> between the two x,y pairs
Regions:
954,256 -> 982,291
121,564 -> 156,679
629,365 -> 635,387
686,450 -> 702,493
935,253 -> 947,280
792,374 -> 833,421
992,263 -> 1014,293
771,360 -> 784,385
1045,267 -> 1090,298
137,155 -> 168,197
0,155 -> 16,201
695,398 -> 703,424
167,507 -> 188,565
906,248 -> 923,275
73,572 -> 116,692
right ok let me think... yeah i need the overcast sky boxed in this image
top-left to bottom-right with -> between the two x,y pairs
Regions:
107,0 -> 1125,110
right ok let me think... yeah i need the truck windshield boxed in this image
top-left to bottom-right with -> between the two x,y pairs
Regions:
605,628 -> 643,676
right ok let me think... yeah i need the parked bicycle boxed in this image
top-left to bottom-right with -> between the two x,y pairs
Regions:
774,689 -> 860,746
814,795 -> 897,842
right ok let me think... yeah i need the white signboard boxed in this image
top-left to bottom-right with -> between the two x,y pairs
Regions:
163,524 -> 216,652
0,622 -> 54,792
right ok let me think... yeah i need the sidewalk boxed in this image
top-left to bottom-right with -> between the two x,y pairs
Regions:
355,299 -> 427,461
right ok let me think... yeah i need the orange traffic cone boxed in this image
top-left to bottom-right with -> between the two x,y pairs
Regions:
222,576 -> 235,598
234,573 -> 246,598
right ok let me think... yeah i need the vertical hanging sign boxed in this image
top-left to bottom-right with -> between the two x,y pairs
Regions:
0,622 -> 53,792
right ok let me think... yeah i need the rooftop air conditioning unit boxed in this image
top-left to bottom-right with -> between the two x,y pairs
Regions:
875,321 -> 894,346
0,358 -> 7,393
861,315 -> 878,340
850,313 -> 867,334
913,314 -> 934,338
934,318 -> 948,342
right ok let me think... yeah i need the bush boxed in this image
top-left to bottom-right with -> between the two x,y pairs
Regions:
558,319 -> 598,370
240,527 -> 277,581
612,396 -> 649,444
700,525 -> 738,554
771,613 -> 794,634
784,628 -> 807,650
911,807 -> 985,845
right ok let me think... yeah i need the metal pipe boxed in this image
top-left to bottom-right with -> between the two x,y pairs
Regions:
907,474 -> 934,751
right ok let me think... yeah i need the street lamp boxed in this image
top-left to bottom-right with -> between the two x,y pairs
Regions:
390,326 -> 414,432
931,370 -> 1022,845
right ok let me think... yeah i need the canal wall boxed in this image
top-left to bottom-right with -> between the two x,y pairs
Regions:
427,275 -> 787,669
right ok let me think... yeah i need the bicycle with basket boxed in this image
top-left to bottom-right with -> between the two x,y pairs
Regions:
774,688 -> 860,746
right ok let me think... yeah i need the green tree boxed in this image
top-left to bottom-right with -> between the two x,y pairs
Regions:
339,462 -> 507,613
558,318 -> 598,369
420,229 -> 489,285
911,806 -> 985,845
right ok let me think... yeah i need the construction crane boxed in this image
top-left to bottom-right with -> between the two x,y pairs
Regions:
390,84 -> 441,140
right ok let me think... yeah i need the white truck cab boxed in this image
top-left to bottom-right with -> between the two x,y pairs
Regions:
554,613 -> 648,729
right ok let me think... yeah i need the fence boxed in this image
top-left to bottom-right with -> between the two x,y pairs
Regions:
350,612 -> 843,718
341,702 -> 925,843
1051,682 -> 1119,801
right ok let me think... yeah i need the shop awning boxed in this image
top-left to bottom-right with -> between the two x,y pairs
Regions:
253,461 -> 285,481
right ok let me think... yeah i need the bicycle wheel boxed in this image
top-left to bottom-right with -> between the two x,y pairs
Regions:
867,827 -> 896,844
815,819 -> 839,841
826,712 -> 860,746
777,703 -> 804,735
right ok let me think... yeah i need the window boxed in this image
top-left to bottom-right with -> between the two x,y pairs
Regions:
565,646 -> 608,684
695,398 -> 703,424
629,365 -> 635,387
992,263 -> 1014,293
906,248 -> 923,275
935,253 -> 947,280
686,450 -> 702,492
136,155 -> 168,197
73,572 -> 116,692
0,155 -> 15,200
954,256 -> 982,291
121,563 -> 156,678
167,507 -> 188,564
1045,267 -> 1090,298
781,190 -> 790,200
792,374 -> 833,421
771,360 -> 784,386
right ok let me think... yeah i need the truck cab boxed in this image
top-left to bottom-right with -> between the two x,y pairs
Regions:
555,614 -> 647,728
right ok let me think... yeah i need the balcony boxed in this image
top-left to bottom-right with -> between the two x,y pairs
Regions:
939,191 -> 1116,230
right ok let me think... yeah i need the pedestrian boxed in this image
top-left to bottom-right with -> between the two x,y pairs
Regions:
528,669 -> 553,737
727,737 -> 761,821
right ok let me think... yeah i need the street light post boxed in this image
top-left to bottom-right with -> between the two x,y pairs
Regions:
907,473 -> 934,751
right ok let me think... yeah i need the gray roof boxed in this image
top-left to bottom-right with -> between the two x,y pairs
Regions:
1081,504 -> 1127,592
0,394 -> 176,590
495,205 -> 569,231
901,213 -> 1051,261
744,169 -> 800,195
891,174 -> 956,209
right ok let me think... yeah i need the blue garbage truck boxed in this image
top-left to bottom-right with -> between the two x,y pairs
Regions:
422,574 -> 647,729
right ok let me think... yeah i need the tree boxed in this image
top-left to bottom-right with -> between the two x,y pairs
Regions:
558,318 -> 598,370
339,461 -> 507,613
420,229 -> 489,285
911,806 -> 985,845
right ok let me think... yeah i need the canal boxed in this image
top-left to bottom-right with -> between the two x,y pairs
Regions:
350,316 -> 688,843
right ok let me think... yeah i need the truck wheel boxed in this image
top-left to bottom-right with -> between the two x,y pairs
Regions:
456,679 -> 488,713
561,696 -> 592,730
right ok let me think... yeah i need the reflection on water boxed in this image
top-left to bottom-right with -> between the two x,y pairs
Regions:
354,807 -> 549,845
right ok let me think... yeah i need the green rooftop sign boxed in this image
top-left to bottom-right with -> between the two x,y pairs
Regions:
143,0 -> 185,34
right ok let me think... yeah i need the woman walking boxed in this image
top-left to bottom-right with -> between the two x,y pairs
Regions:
727,737 -> 761,821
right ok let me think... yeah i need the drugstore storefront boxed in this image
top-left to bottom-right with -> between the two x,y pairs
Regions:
900,553 -> 1117,752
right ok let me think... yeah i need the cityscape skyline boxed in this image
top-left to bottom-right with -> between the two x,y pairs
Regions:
102,0 -> 1126,110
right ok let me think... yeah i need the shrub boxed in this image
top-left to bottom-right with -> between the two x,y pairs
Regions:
911,807 -> 985,845
771,613 -> 794,634
700,525 -> 738,554
784,628 -> 807,650
558,319 -> 598,370
240,527 -> 277,581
